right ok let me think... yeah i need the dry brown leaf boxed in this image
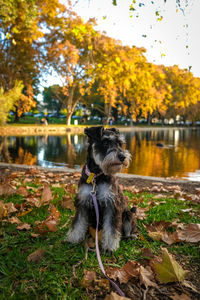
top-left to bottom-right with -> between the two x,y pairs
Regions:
153,194 -> 166,199
161,231 -> 179,245
146,222 -> 179,245
170,293 -> 191,300
62,195 -> 75,210
106,261 -> 140,284
8,216 -> 22,225
82,270 -> 96,287
139,266 -> 157,288
148,231 -> 163,241
17,186 -> 29,196
177,224 -> 200,243
5,202 -> 17,214
27,249 -> 45,262
17,223 -> 31,230
41,184 -> 52,205
104,292 -> 131,300
136,207 -> 148,220
182,280 -> 200,293
141,248 -> 155,259
26,197 -> 41,208
44,220 -> 57,232
31,233 -> 40,238
0,184 -> 16,196
89,227 -> 102,241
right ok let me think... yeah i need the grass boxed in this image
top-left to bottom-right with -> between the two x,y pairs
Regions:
0,184 -> 200,299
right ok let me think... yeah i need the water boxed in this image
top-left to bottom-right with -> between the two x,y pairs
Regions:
0,128 -> 200,181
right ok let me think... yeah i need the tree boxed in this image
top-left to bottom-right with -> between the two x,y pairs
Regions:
42,85 -> 63,115
163,65 -> 200,123
0,80 -> 23,125
0,0 -> 67,121
91,34 -> 147,123
45,15 -> 99,125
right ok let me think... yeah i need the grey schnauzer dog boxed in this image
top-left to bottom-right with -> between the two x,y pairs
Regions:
64,126 -> 137,251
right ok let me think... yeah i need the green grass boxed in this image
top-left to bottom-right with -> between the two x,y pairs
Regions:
0,186 -> 200,299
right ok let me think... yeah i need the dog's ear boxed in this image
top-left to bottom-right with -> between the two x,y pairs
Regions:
109,128 -> 120,135
84,126 -> 104,141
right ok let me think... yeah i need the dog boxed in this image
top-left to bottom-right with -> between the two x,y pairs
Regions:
64,126 -> 137,251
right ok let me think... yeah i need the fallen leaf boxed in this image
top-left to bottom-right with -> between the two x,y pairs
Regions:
139,266 -> 157,288
146,222 -> 179,245
26,197 -> 41,207
18,208 -> 33,217
136,207 -> 148,220
17,186 -> 29,196
182,280 -> 200,293
44,219 -> 57,232
161,231 -> 179,245
170,293 -> 191,300
106,261 -> 140,284
27,249 -> 45,262
152,248 -> 188,283
82,270 -> 96,287
177,224 -> 200,243
62,195 -> 75,210
31,233 -> 40,238
41,184 -> 52,205
0,201 -> 6,218
5,202 -> 17,214
8,216 -> 22,224
0,184 -> 16,195
104,292 -> 131,300
89,227 -> 102,241
17,223 -> 31,230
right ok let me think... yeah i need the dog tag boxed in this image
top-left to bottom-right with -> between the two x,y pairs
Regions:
86,173 -> 95,184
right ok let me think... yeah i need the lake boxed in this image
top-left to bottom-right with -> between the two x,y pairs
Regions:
0,128 -> 200,181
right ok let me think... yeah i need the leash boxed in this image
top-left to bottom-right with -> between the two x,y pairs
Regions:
86,166 -> 125,297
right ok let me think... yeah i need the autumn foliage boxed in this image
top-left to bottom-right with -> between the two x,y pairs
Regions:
0,0 -> 200,125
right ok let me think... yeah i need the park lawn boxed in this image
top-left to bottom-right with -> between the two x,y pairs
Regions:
0,169 -> 200,299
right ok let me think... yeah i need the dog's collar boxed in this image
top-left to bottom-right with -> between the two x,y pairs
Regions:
85,165 -> 103,184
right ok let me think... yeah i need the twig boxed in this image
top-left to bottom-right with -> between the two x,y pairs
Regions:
143,287 -> 149,300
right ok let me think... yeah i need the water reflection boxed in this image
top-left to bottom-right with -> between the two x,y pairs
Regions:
0,129 -> 200,181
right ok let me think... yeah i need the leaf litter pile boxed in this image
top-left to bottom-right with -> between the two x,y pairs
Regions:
0,167 -> 200,299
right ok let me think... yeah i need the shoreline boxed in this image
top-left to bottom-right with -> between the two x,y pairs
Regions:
0,124 -> 199,136
0,162 -> 199,194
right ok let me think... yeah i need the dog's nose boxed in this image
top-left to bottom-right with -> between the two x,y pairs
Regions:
118,153 -> 125,162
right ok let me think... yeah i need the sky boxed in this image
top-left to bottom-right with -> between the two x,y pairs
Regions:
70,0 -> 200,77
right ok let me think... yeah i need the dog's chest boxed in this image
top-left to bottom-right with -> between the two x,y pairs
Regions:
78,182 -> 115,207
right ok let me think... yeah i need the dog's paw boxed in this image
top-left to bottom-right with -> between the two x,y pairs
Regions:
101,235 -> 120,252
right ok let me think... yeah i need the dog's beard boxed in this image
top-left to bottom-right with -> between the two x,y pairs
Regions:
93,147 -> 131,175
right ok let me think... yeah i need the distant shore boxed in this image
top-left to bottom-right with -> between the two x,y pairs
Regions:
0,124 -> 198,136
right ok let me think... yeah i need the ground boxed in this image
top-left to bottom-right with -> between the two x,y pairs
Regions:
0,165 -> 199,300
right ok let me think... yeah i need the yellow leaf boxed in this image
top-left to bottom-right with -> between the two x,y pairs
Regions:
115,57 -> 121,63
153,248 -> 188,283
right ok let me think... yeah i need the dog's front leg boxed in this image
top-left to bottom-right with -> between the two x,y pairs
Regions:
101,206 -> 121,252
64,207 -> 88,244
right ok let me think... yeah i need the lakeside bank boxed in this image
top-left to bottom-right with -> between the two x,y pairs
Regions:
0,162 -> 199,193
0,124 -> 198,136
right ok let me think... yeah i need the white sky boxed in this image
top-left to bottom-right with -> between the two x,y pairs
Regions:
70,0 -> 200,77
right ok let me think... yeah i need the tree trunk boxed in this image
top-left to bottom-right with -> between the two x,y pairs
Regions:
66,112 -> 73,126
65,85 -> 80,126
14,111 -> 20,123
147,112 -> 152,126
105,102 -> 111,125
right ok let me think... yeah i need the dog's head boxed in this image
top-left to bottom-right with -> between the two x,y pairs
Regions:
84,126 -> 131,175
